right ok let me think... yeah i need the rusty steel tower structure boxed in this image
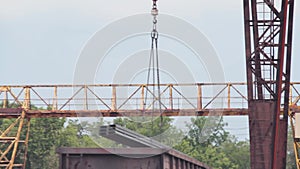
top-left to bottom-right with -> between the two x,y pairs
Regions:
243,0 -> 295,168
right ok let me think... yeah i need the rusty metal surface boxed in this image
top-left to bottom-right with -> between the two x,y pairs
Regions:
2,108 -> 295,118
0,83 -> 248,118
3,108 -> 297,118
0,108 -> 249,118
0,82 -> 300,118
57,148 -> 210,169
248,101 -> 274,169
243,0 -> 295,168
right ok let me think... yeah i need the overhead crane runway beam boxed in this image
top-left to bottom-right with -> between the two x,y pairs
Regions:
0,83 -> 299,118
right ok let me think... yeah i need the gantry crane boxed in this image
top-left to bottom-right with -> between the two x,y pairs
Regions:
0,0 -> 298,168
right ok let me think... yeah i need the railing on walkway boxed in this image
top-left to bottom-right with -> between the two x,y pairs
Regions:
0,82 -> 299,117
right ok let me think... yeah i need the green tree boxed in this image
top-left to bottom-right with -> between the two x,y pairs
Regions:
220,136 -> 250,169
287,124 -> 297,169
113,117 -> 173,136
174,117 -> 247,169
27,118 -> 66,169
185,117 -> 229,147
59,119 -> 98,147
27,118 -> 104,169
0,102 -> 101,168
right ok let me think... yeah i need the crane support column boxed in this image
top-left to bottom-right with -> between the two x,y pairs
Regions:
243,0 -> 294,168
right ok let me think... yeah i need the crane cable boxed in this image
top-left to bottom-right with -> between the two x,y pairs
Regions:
144,0 -> 163,132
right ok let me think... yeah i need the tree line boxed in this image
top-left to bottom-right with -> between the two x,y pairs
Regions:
0,102 -> 297,168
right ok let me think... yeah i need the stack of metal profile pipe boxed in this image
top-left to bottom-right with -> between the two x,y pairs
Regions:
99,124 -> 169,149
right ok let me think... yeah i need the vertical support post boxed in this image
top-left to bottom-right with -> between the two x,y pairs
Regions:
66,154 -> 69,169
197,84 -> 202,111
23,118 -> 31,168
161,154 -> 170,169
243,0 -> 253,101
112,86 -> 117,111
0,87 -> 8,108
169,85 -> 173,110
290,85 -> 293,105
140,85 -> 145,110
228,84 -> 231,109
272,0 -> 289,168
84,85 -> 88,110
3,91 -> 8,108
281,3 -> 296,167
171,156 -> 176,169
9,87 -> 30,169
53,86 -> 58,110
178,159 -> 181,169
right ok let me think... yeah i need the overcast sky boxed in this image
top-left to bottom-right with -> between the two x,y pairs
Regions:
1,0 -> 299,85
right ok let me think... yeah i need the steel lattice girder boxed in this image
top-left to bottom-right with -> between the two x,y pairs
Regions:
243,0 -> 295,168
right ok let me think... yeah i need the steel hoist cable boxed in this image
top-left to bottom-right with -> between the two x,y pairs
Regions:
143,0 -> 164,132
